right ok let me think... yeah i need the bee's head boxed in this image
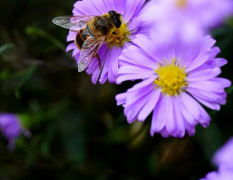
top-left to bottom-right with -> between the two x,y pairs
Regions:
108,10 -> 122,28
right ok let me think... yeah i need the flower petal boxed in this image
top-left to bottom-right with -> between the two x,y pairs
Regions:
130,77 -> 156,91
116,92 -> 127,106
102,0 -> 116,13
125,84 -> 154,107
163,96 -> 176,135
73,0 -> 101,15
89,0 -> 108,14
108,46 -> 121,83
180,93 -> 201,120
125,89 -> 153,123
66,42 -> 76,52
114,0 -> 124,15
215,58 -> 227,67
72,48 -> 80,57
188,80 -> 226,93
150,98 -> 165,135
172,97 -> 185,137
124,0 -> 145,22
184,120 -> 195,136
67,34 -> 76,42
187,89 -> 221,110
186,52 -> 210,72
118,65 -> 155,76
214,78 -> 232,88
131,0 -> 145,18
117,74 -> 154,84
138,89 -> 161,121
86,57 -> 99,74
91,68 -> 101,84
178,96 -> 198,126
187,68 -> 221,82
119,45 -> 157,69
187,87 -> 225,104
132,34 -> 160,61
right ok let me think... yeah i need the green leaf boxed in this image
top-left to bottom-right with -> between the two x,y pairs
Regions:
0,43 -> 15,54
18,114 -> 31,128
25,26 -> 66,52
0,70 -> 10,81
13,66 -> 37,99
226,86 -> 233,94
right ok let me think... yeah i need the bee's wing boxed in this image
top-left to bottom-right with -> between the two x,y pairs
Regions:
78,36 -> 106,72
52,15 -> 97,31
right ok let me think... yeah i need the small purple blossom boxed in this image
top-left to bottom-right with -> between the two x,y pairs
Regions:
67,0 -> 155,84
0,114 -> 27,150
147,0 -> 233,42
200,165 -> 233,180
213,137 -> 233,168
201,137 -> 233,180
115,34 -> 231,138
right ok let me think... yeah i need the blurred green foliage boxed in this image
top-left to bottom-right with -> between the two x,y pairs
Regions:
0,0 -> 233,179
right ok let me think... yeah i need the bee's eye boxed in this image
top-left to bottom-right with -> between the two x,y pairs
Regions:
113,19 -> 121,28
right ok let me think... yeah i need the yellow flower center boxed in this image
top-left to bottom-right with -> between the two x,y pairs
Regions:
176,0 -> 187,8
105,17 -> 131,48
154,58 -> 187,96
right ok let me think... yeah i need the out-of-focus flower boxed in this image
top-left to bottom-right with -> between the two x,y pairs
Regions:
200,165 -> 233,180
116,34 -> 231,138
147,0 -> 233,42
213,137 -> 233,168
0,113 -> 29,150
67,0 -> 155,84
201,137 -> 233,180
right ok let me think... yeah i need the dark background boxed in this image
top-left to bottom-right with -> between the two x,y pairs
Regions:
0,0 -> 233,179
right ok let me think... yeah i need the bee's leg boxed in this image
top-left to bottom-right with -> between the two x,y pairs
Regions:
95,53 -> 101,70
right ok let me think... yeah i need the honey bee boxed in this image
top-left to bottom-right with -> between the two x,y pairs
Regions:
52,11 -> 123,72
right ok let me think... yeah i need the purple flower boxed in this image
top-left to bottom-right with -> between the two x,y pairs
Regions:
201,137 -> 233,180
115,34 -> 231,138
213,137 -> 233,168
200,166 -> 233,180
0,114 -> 27,150
147,0 -> 233,42
67,0 -> 154,84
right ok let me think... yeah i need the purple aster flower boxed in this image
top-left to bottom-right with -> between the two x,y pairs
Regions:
201,137 -> 233,180
66,0 -> 154,84
200,165 -> 233,180
0,113 -> 29,150
115,34 -> 231,138
213,137 -> 233,168
147,0 -> 233,42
